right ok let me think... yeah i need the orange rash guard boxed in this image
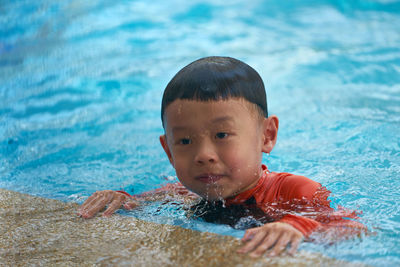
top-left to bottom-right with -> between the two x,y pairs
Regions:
224,165 -> 366,237
127,165 -> 366,237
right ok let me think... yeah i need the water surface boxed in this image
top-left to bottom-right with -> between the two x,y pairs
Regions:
1,1 -> 400,266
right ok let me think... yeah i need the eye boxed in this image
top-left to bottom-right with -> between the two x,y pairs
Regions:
215,132 -> 229,139
179,138 -> 191,145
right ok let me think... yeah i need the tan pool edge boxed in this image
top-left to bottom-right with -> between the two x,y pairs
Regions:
0,188 -> 366,266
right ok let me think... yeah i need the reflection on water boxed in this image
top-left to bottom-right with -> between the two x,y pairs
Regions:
1,0 -> 400,266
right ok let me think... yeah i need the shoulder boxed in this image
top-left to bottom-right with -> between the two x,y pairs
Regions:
271,172 -> 321,200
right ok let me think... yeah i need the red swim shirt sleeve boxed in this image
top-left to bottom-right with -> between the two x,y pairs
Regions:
274,174 -> 366,237
274,175 -> 324,237
278,174 -> 322,200
115,190 -> 134,198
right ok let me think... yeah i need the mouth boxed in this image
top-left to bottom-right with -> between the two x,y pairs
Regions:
195,174 -> 224,184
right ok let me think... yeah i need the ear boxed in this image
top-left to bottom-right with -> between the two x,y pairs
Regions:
261,115 -> 279,153
159,135 -> 174,166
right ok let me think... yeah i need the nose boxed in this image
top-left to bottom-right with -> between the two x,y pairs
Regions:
194,140 -> 218,165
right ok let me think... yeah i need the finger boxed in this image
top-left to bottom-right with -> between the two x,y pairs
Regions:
241,228 -> 258,241
78,194 -> 104,217
249,231 -> 280,258
81,193 -> 114,218
288,236 -> 302,255
81,198 -> 108,218
237,230 -> 268,254
269,233 -> 290,257
79,191 -> 114,212
103,195 -> 125,217
123,200 -> 139,210
78,194 -> 98,215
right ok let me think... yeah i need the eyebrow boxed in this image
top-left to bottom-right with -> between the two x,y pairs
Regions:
211,116 -> 234,124
171,116 -> 234,133
171,126 -> 188,133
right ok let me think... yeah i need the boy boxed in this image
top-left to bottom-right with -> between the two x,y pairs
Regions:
78,56 -> 365,257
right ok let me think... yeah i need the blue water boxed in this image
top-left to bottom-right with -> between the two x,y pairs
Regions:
1,0 -> 400,266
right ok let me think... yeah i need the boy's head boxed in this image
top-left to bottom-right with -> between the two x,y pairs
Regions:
161,56 -> 268,127
160,56 -> 279,201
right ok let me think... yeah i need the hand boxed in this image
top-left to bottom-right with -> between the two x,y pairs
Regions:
237,222 -> 303,257
77,190 -> 138,219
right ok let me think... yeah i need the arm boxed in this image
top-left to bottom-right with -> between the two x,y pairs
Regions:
77,190 -> 139,219
278,179 -> 367,238
238,175 -> 366,257
77,182 -> 197,219
275,174 -> 366,237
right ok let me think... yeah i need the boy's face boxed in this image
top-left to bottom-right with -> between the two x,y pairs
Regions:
160,98 -> 278,201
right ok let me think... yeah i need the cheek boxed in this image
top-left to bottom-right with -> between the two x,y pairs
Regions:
170,155 -> 189,175
220,145 -> 248,169
223,140 -> 262,170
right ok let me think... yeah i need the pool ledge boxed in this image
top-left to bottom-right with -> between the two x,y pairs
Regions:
0,189 -> 365,266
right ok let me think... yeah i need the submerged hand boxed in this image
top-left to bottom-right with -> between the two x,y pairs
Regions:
77,190 -> 138,219
237,222 -> 303,257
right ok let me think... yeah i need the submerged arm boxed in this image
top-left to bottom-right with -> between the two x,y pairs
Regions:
238,175 -> 367,257
77,182 -> 197,219
277,182 -> 367,239
77,190 -> 139,218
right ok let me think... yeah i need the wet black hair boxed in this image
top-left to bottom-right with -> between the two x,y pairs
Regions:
161,56 -> 268,127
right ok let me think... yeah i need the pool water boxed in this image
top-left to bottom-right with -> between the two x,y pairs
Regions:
1,0 -> 399,266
